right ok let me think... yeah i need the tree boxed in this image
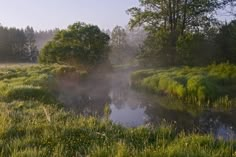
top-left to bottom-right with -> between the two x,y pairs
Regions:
24,26 -> 39,62
127,0 -> 235,66
111,26 -> 127,48
39,22 -> 110,66
110,26 -> 147,65
10,28 -> 27,60
110,26 -> 127,64
216,20 -> 236,63
176,31 -> 218,66
128,0 -> 233,34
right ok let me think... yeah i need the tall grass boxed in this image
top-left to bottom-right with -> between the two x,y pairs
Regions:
0,101 -> 234,156
132,63 -> 236,108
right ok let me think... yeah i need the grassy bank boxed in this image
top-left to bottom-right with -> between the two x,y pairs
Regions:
131,63 -> 236,109
0,64 -> 235,156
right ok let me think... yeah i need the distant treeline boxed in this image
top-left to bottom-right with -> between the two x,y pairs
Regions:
0,25 -> 57,62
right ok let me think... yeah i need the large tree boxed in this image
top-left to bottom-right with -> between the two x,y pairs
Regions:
128,0 -> 233,34
127,0 -> 235,66
39,22 -> 110,66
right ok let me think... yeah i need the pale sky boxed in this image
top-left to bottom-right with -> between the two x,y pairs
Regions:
0,0 -> 139,31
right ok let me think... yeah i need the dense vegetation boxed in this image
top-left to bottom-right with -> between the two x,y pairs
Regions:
39,22 -> 110,67
0,26 -> 38,62
109,26 -> 146,65
0,64 -> 234,156
131,63 -> 236,108
128,0 -> 236,67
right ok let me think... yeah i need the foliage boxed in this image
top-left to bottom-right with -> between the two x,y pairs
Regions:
176,32 -> 217,66
128,0 -> 235,67
131,63 -> 236,108
138,29 -> 176,67
109,26 -> 146,65
110,26 -> 128,64
127,0 -> 226,34
39,22 -> 110,66
216,20 -> 236,63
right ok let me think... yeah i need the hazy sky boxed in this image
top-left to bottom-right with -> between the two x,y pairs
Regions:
0,0 -> 139,31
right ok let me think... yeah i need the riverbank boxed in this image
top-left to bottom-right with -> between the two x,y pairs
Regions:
0,64 -> 235,156
131,63 -> 236,110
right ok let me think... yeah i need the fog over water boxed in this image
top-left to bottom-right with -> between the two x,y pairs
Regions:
54,67 -> 236,140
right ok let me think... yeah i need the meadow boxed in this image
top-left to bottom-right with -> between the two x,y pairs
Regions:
131,63 -> 236,109
0,64 -> 235,156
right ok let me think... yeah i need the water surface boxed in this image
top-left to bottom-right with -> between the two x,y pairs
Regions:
57,69 -> 236,140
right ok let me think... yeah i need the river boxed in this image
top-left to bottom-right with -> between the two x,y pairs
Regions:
56,68 -> 236,140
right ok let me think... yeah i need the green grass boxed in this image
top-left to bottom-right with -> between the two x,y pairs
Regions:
0,101 -> 235,157
131,63 -> 236,109
0,64 -> 234,156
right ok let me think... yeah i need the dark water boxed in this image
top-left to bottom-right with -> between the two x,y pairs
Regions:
57,69 -> 236,140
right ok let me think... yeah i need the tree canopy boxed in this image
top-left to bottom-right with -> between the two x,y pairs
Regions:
39,22 -> 110,66
216,20 -> 236,63
127,0 -> 236,67
128,0 -> 233,34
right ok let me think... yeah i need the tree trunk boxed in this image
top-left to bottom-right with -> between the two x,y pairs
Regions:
168,0 -> 173,32
175,0 -> 180,32
182,0 -> 188,35
173,0 -> 176,31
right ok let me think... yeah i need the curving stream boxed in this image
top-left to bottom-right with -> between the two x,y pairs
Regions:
57,68 -> 236,140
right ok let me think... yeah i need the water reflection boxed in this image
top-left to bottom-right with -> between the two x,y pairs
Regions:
110,104 -> 147,127
216,125 -> 235,140
198,111 -> 236,140
56,74 -> 111,117
57,70 -> 236,140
